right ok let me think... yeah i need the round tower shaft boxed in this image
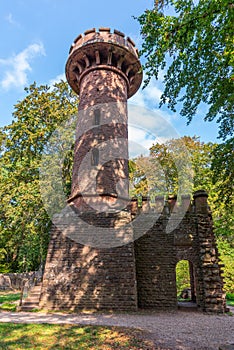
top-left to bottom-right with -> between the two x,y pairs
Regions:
65,28 -> 142,211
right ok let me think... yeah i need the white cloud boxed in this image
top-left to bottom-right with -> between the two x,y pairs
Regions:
129,76 -> 179,127
0,43 -> 45,90
128,104 -> 180,157
49,73 -> 66,87
5,13 -> 20,26
129,78 -> 163,108
129,125 -> 155,158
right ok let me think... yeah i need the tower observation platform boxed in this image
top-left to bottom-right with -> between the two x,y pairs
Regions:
66,27 -> 142,99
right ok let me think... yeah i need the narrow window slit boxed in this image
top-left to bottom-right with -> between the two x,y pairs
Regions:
94,109 -> 100,125
91,148 -> 99,166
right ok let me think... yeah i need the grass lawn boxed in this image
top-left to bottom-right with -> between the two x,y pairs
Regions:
0,292 -> 21,304
0,291 -> 21,312
0,323 -> 152,349
226,293 -> 234,307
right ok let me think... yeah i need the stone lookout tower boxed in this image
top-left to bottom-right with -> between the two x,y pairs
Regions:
38,28 -> 226,313
39,28 -> 143,311
66,27 -> 142,212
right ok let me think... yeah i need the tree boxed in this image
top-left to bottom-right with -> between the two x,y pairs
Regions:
130,136 -> 232,236
137,0 -> 234,236
130,136 -> 215,196
137,0 -> 234,140
0,81 -> 77,272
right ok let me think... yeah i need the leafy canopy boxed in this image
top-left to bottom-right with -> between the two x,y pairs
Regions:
0,81 -> 77,272
137,0 -> 234,140
130,136 -> 215,197
129,136 -> 233,239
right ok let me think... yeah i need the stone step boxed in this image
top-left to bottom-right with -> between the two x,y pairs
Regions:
178,301 -> 198,311
28,289 -> 41,294
27,292 -> 41,297
21,301 -> 39,306
20,304 -> 39,310
20,283 -> 42,311
23,297 -> 40,303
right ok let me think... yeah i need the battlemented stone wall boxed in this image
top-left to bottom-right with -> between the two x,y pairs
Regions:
40,191 -> 226,313
134,191 -> 226,313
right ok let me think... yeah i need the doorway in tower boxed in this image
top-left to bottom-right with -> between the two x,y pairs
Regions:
176,260 -> 197,306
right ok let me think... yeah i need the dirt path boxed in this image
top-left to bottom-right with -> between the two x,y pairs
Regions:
0,309 -> 234,349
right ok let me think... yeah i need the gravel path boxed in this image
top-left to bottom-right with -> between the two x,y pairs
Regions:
0,309 -> 234,350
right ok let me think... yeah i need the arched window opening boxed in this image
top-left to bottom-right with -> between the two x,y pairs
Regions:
91,148 -> 99,166
93,109 -> 100,125
176,260 -> 196,304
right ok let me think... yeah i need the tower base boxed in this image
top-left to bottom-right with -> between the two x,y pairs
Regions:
39,210 -> 137,311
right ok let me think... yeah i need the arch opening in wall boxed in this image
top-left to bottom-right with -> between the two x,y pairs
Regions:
176,259 -> 196,305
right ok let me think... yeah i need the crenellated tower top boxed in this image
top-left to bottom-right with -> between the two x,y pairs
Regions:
65,27 -> 142,98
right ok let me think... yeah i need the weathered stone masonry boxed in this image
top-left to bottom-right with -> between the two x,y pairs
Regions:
134,191 -> 226,312
39,28 -> 226,313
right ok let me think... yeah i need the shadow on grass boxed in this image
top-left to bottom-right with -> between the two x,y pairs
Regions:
0,323 -> 152,349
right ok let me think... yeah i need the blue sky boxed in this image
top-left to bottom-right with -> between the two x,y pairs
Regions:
0,0 -> 219,146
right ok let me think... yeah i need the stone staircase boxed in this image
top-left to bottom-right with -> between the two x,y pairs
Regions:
19,283 -> 42,311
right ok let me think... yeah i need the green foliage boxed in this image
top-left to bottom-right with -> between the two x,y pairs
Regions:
212,139 -> 234,203
217,238 -> 234,293
0,291 -> 20,312
137,0 -> 234,213
0,292 -> 21,304
176,260 -> 190,296
226,293 -> 234,306
0,323 -> 151,349
226,293 -> 234,300
129,136 -> 233,239
0,302 -> 17,311
137,0 -> 234,139
0,81 -> 78,272
129,136 -> 215,197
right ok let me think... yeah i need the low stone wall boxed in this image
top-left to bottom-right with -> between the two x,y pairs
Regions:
0,271 -> 42,291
